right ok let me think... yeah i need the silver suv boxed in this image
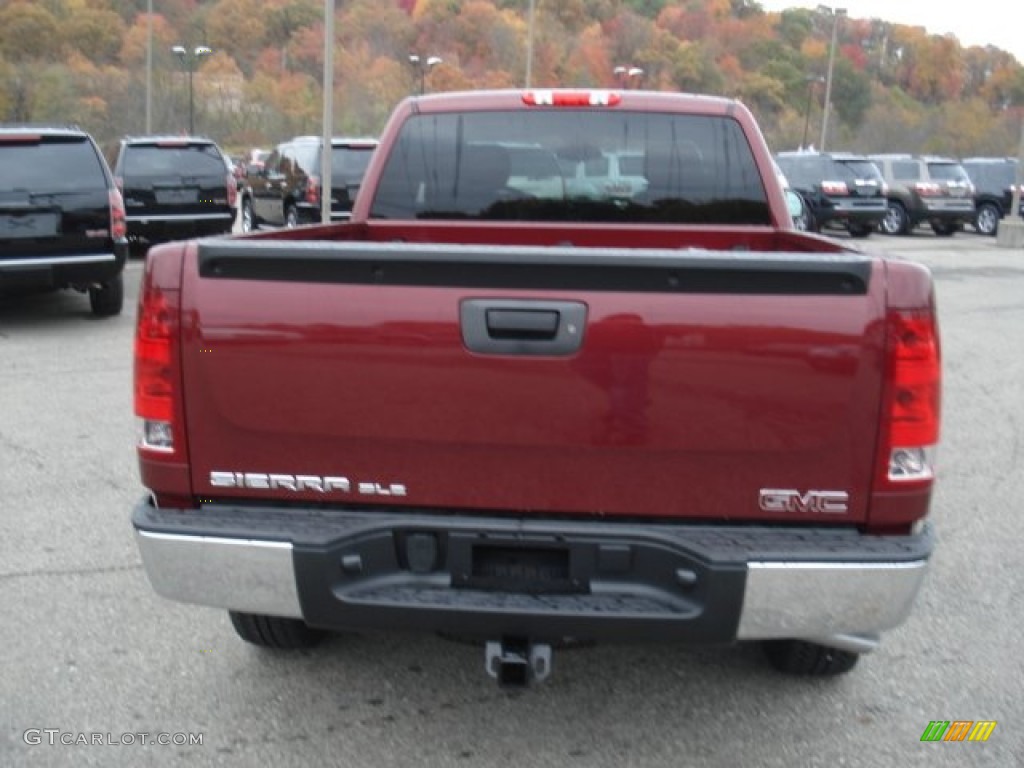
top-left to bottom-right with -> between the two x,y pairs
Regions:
869,154 -> 975,236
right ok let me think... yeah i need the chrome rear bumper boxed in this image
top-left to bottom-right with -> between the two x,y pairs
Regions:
134,500 -> 932,648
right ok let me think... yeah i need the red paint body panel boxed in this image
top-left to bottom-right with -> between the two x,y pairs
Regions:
136,91 -> 939,532
173,232 -> 886,524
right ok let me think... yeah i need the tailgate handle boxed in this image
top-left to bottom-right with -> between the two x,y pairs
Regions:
462,299 -> 586,356
486,309 -> 559,340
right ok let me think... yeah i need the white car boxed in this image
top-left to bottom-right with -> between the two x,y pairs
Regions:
564,151 -> 648,200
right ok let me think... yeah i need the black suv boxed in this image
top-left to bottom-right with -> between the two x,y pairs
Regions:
110,136 -> 237,255
241,136 -> 378,231
0,125 -> 127,316
773,151 -> 887,237
869,154 -> 975,236
960,157 -> 1023,236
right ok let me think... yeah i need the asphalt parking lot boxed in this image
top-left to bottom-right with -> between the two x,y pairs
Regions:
1,229 -> 1022,766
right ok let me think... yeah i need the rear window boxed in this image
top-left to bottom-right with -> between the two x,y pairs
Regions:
583,156 -> 610,177
774,155 -> 821,188
619,154 -> 644,176
124,143 -> 227,176
965,162 -> 1016,188
370,110 -> 770,225
507,146 -> 561,178
835,159 -> 883,181
0,136 -> 106,192
927,162 -> 971,183
331,147 -> 374,182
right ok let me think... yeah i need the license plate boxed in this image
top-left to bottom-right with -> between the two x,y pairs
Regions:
155,188 -> 198,204
0,212 -> 59,239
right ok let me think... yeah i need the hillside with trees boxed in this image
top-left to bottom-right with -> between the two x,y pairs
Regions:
1,0 -> 1022,156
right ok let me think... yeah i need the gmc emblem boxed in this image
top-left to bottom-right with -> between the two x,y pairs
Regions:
758,489 -> 849,514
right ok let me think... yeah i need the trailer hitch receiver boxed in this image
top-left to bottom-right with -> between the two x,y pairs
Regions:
485,638 -> 552,687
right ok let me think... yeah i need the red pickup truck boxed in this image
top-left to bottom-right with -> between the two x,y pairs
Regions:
132,90 -> 940,686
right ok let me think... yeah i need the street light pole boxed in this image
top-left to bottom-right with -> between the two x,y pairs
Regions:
171,45 -> 212,135
145,0 -> 152,133
525,0 -> 536,87
322,0 -> 334,225
613,66 -> 644,89
408,54 -> 442,95
818,5 -> 846,151
802,75 -> 824,149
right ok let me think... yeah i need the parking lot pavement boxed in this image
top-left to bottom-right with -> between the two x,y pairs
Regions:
1,234 -> 1022,766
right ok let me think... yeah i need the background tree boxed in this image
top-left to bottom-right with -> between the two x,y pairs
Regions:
1,0 -> 1021,157
0,3 -> 62,121
63,7 -> 127,65
206,0 -> 266,74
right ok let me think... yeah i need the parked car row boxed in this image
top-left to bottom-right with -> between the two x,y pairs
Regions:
775,150 -> 1022,238
0,124 -> 128,316
238,135 -> 379,231
109,135 -> 238,257
107,133 -> 383,249
961,156 -> 1024,236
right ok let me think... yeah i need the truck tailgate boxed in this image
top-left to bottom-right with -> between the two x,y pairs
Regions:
181,240 -> 884,523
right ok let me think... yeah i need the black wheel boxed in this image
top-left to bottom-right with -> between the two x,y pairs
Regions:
240,198 -> 256,232
89,273 -> 124,317
285,204 -> 299,228
229,611 -> 325,649
930,220 -> 957,237
881,202 -> 909,235
762,639 -> 860,676
975,202 -> 1000,236
847,223 -> 872,239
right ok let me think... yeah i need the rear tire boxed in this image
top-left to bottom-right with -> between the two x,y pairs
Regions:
240,198 -> 256,233
975,202 -> 1000,236
762,639 -> 860,676
89,274 -> 124,317
881,202 -> 909,235
285,204 -> 299,228
847,223 -> 872,238
930,220 -> 957,237
229,611 -> 325,649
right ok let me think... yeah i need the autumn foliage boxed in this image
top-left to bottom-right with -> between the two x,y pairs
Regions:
0,0 -> 1021,156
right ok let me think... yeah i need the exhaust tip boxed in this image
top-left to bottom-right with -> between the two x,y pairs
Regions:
808,632 -> 881,655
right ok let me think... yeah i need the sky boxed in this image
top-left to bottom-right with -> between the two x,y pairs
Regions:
758,1 -> 1024,64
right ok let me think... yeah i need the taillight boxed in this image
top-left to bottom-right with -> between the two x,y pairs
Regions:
877,308 -> 941,490
109,188 -> 127,240
226,172 -> 237,209
134,278 -> 177,453
914,182 -> 943,197
306,175 -> 320,205
821,180 -> 849,195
